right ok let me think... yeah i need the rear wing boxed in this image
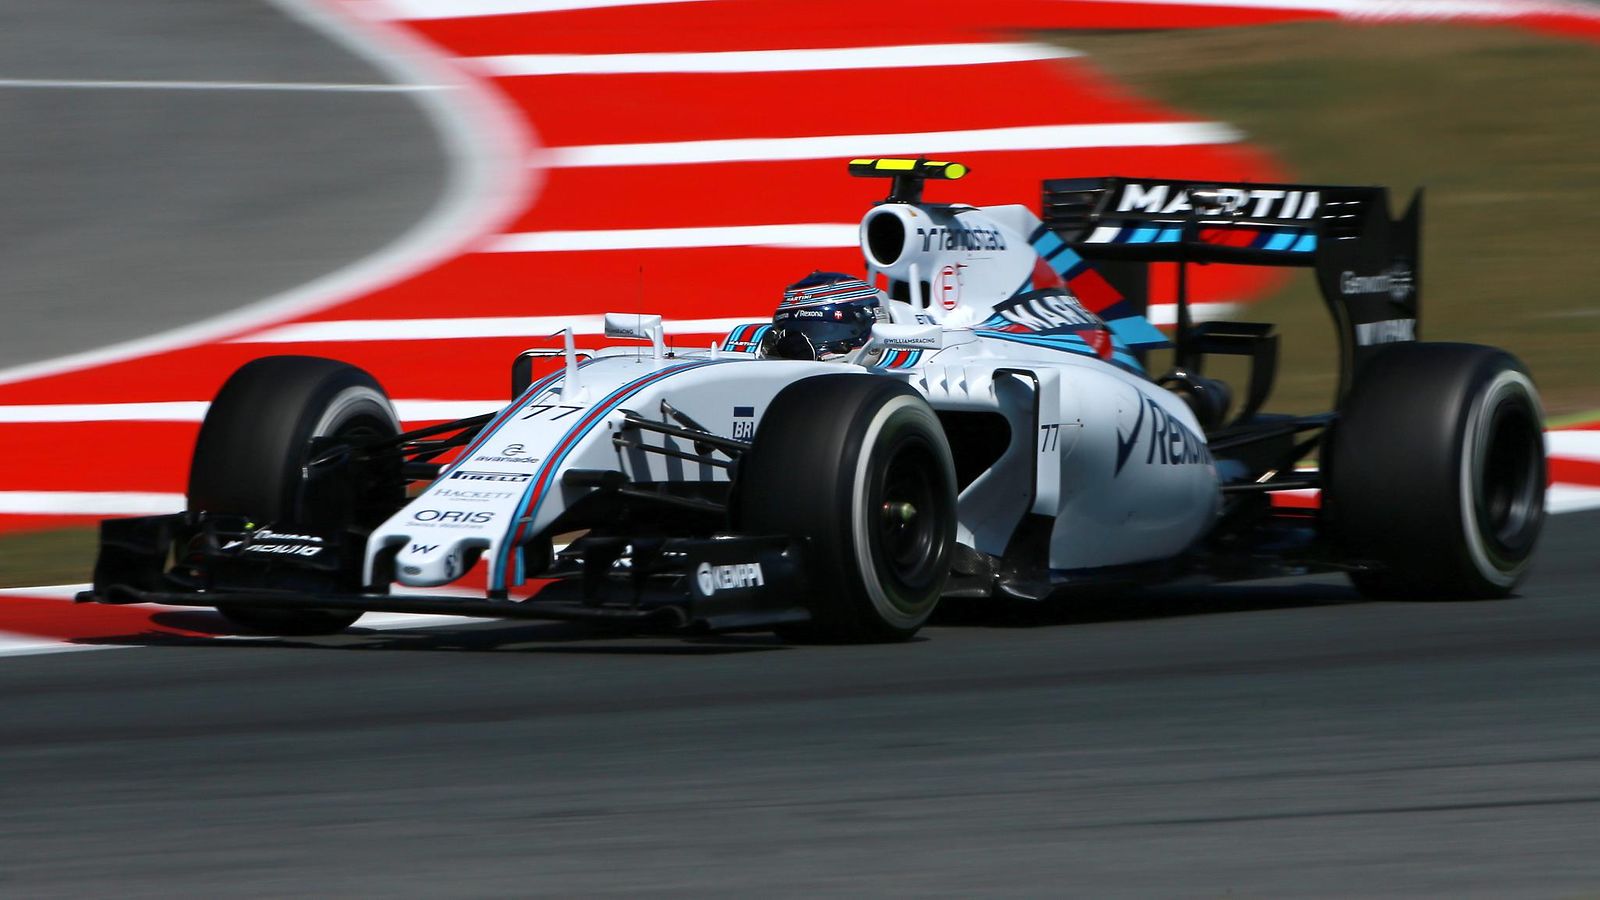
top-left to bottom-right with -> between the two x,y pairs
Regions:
1042,177 -> 1422,401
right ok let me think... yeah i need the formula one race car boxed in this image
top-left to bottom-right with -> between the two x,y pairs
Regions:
78,158 -> 1548,642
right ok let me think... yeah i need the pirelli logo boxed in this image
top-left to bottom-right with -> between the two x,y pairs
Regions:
450,470 -> 531,483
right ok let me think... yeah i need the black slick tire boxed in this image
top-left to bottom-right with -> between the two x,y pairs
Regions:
738,375 -> 957,642
1323,342 -> 1545,599
188,355 -> 403,634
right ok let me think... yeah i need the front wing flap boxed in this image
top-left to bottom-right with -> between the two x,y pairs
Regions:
78,514 -> 812,633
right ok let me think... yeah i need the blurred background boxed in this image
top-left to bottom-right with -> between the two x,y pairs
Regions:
1,0 -> 1594,587
0,2 -> 1598,896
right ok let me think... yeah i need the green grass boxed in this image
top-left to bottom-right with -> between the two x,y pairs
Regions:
1055,22 -> 1600,415
0,527 -> 99,588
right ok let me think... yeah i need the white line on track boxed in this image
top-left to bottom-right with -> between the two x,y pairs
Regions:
543,122 -> 1242,168
0,633 -> 111,659
1548,483 -> 1600,514
0,78 -> 448,92
0,399 -> 505,424
472,43 -> 1080,76
373,0 -> 711,18
232,307 -> 1228,341
0,0 -> 535,389
238,315 -> 758,343
1546,430 -> 1600,462
488,223 -> 857,252
0,492 -> 184,516
19,305 -> 1227,345
1066,0 -> 1600,19
0,583 -> 488,659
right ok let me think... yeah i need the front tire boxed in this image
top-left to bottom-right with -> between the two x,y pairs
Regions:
188,355 -> 403,634
1323,342 -> 1545,599
739,375 -> 957,642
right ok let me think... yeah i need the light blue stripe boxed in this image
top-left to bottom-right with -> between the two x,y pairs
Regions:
1128,227 -> 1160,244
978,330 -> 1147,374
493,360 -> 726,590
1049,246 -> 1084,275
1104,315 -> 1171,349
1291,233 -> 1318,253
1156,227 -> 1183,243
1263,230 -> 1298,251
1031,230 -> 1065,258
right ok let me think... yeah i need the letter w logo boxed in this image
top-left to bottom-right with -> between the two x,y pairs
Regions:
410,544 -> 439,555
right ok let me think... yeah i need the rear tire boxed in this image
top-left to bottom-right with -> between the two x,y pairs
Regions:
188,356 -> 403,634
1323,342 -> 1545,599
739,375 -> 957,642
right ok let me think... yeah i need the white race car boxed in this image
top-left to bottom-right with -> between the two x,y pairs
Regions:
80,158 -> 1547,642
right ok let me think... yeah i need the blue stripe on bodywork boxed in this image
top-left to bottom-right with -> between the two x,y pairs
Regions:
975,330 -> 1143,374
1263,230 -> 1298,251
1102,314 -> 1170,349
435,365 -> 574,483
492,359 -> 731,590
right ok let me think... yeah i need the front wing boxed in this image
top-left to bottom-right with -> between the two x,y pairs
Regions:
76,513 -> 813,633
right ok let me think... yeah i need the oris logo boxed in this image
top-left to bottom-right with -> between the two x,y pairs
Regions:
411,509 -> 495,525
695,561 -> 765,595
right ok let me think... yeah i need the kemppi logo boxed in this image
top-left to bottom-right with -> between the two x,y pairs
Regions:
695,561 -> 765,595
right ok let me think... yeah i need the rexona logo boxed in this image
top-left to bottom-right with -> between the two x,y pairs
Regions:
451,470 -> 531,483
696,561 -> 765,595
1116,183 -> 1320,220
1114,394 -> 1214,477
410,509 -> 495,525
1339,265 -> 1415,303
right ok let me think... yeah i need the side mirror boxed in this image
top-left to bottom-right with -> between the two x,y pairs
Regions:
603,312 -> 666,359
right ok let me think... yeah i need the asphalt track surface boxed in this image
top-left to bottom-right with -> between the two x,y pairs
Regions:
0,509 -> 1593,896
0,0 -> 442,367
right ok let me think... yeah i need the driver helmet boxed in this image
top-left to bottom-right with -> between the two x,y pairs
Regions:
763,271 -> 888,361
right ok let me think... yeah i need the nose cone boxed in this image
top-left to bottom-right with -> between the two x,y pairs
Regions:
394,539 -> 477,587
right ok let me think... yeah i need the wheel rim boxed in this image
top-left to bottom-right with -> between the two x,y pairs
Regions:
299,414 -> 398,530
1476,391 -> 1543,559
867,434 -> 947,605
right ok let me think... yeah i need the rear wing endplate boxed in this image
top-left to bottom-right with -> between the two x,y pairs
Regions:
1042,177 -> 1422,400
